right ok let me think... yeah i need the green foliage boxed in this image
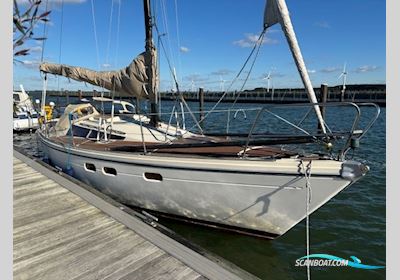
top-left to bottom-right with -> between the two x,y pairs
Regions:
13,0 -> 51,59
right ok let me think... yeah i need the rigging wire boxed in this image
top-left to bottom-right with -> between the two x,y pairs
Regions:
174,0 -> 182,83
103,10 -> 120,135
226,31 -> 265,133
157,33 -> 166,116
114,0 -> 122,67
183,28 -> 267,134
111,1 -> 124,134
40,0 -> 50,62
154,23 -> 203,133
301,160 -> 313,280
160,0 -> 177,90
57,0 -> 64,91
105,0 -> 114,67
90,0 -> 105,119
90,0 -> 101,70
39,0 -> 49,122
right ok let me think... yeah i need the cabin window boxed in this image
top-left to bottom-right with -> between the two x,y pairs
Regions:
125,104 -> 135,113
84,163 -> 96,172
114,104 -> 125,113
103,167 -> 117,176
143,172 -> 163,182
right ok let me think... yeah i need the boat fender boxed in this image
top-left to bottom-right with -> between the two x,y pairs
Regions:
340,160 -> 369,181
350,137 -> 360,149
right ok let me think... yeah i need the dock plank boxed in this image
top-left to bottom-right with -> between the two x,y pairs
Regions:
13,150 -> 250,280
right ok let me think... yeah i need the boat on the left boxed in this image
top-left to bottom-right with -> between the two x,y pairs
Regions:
13,85 -> 40,132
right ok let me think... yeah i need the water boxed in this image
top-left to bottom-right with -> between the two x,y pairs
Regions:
14,99 -> 386,280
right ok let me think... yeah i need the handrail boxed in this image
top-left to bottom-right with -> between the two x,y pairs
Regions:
342,102 -> 381,158
44,100 -> 379,162
355,103 -> 381,140
233,109 -> 247,120
240,102 -> 375,159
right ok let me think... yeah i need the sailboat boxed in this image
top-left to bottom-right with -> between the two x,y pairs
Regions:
37,0 -> 379,239
13,85 -> 40,132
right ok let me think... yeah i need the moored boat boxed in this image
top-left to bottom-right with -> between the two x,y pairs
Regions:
13,85 -> 39,132
37,0 -> 379,238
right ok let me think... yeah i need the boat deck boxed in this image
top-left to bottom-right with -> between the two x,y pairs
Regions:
13,150 -> 254,280
49,135 -> 295,158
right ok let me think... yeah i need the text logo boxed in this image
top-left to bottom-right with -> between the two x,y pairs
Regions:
295,254 -> 385,270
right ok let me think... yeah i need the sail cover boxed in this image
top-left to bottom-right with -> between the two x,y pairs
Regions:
39,51 -> 156,100
263,0 -> 326,134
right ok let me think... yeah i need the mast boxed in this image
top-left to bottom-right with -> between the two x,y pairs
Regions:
143,0 -> 159,126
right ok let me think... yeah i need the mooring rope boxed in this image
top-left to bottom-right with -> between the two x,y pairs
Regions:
301,159 -> 313,280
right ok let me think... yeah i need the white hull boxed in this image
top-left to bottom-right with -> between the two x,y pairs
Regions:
13,117 -> 39,132
38,132 -> 366,238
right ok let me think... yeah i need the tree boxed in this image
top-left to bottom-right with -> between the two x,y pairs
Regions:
13,0 -> 51,60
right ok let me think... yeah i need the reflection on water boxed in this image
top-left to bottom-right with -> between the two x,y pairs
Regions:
13,99 -> 385,280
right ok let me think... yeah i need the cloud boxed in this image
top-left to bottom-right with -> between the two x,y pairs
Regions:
314,21 -> 331,29
16,0 -> 86,14
49,0 -> 86,3
102,63 -> 111,68
259,71 -> 285,79
320,67 -> 340,73
38,20 -> 54,27
16,0 -> 86,4
211,69 -> 234,76
233,33 -> 278,48
34,20 -> 54,30
308,69 -> 317,74
30,46 -> 42,53
184,74 -> 208,82
179,46 -> 190,53
355,65 -> 379,73
20,60 -> 41,69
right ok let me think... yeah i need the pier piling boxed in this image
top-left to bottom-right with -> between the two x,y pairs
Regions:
199,87 -> 204,122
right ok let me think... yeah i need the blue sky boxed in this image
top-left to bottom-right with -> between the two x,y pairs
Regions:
13,0 -> 386,92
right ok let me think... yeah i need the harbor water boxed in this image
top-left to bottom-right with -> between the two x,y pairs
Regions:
13,98 -> 386,280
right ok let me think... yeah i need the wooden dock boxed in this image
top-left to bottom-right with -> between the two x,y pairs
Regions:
13,150 -> 255,280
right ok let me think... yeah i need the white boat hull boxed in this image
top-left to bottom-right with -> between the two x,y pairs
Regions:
38,132 -> 367,238
13,117 -> 39,132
